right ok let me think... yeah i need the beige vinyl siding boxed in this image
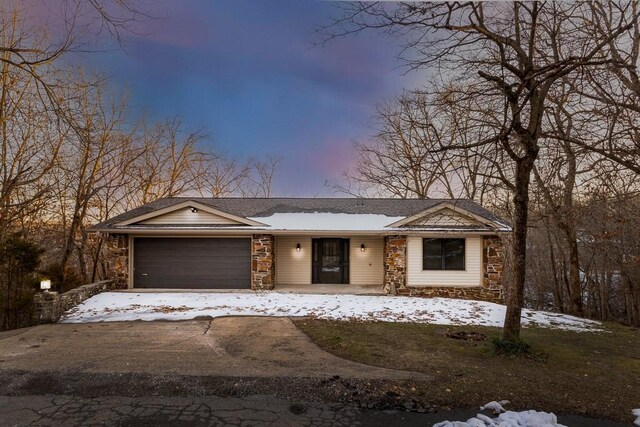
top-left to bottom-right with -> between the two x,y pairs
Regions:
275,236 -> 311,285
349,237 -> 384,285
275,236 -> 384,285
407,236 -> 482,287
140,207 -> 244,225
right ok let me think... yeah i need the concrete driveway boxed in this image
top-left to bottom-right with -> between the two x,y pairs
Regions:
0,317 -> 427,381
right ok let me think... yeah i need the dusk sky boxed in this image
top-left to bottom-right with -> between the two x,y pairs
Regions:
70,0 -> 424,196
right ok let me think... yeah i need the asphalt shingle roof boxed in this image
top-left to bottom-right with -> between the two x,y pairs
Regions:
92,197 -> 507,229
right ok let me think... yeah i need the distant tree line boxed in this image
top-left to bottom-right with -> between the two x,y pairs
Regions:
0,2 -> 279,330
329,1 -> 640,334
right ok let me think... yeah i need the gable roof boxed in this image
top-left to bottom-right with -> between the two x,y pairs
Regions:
91,197 -> 510,233
387,202 -> 502,228
116,200 -> 266,227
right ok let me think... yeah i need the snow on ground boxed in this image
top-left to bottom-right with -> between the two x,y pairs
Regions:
434,410 -> 565,427
633,408 -> 640,426
60,292 -> 603,332
435,401 -> 565,426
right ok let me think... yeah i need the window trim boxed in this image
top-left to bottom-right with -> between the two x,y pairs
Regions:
422,238 -> 466,271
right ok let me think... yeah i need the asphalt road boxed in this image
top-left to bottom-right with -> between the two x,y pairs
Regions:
0,395 -> 456,427
0,319 -> 632,426
0,394 -> 630,427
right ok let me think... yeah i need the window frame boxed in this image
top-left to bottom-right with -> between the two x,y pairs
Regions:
422,238 -> 466,271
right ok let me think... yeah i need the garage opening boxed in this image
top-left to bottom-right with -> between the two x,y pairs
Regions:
133,238 -> 251,289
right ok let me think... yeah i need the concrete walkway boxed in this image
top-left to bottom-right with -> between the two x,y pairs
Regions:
0,317 -> 427,380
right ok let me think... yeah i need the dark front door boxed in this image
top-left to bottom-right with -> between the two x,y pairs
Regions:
133,238 -> 251,289
312,239 -> 349,284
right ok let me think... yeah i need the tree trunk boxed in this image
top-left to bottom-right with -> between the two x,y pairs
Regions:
76,244 -> 88,284
60,212 -> 81,280
567,231 -> 583,316
503,155 -> 535,342
546,223 -> 564,312
90,236 -> 105,283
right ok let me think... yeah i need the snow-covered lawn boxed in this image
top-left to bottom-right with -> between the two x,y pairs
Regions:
60,292 -> 603,332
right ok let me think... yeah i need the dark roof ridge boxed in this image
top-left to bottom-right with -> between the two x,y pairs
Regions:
162,196 -> 473,200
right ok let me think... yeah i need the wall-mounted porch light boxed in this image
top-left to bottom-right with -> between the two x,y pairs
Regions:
296,243 -> 301,252
190,207 -> 198,213
40,279 -> 51,291
360,243 -> 366,252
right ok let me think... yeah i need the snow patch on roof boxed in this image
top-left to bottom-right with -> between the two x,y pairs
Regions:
249,212 -> 405,231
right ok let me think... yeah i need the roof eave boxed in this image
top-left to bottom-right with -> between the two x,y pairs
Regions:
89,226 -> 511,235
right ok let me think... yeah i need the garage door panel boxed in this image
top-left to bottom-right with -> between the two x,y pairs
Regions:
133,238 -> 251,289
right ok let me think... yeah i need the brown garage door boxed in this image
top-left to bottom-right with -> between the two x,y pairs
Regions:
133,238 -> 251,289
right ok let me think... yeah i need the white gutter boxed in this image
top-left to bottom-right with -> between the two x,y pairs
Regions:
92,227 -> 508,236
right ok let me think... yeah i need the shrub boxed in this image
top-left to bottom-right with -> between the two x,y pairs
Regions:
491,336 -> 531,355
0,233 -> 44,330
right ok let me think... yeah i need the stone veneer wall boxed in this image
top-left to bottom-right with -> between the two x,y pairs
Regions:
252,234 -> 275,290
383,235 -> 407,295
482,236 -> 504,295
105,234 -> 129,289
385,235 -> 505,304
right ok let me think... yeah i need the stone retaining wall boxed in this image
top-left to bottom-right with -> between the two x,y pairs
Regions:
33,280 -> 114,324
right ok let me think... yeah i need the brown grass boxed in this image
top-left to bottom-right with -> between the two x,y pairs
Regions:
293,319 -> 640,423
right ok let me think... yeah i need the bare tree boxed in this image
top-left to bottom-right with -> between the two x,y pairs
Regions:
204,157 -> 249,197
335,92 -> 505,205
578,172 -> 640,326
0,1 -> 145,119
329,1 -> 639,341
85,131 -> 141,283
0,0 -> 147,264
552,2 -> 640,173
242,155 -> 282,198
337,94 -> 451,199
126,118 -> 211,205
0,21 -> 66,237
54,75 -> 128,282
530,84 -> 598,316
0,0 -> 288,328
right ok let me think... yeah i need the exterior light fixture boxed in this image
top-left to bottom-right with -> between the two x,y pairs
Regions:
361,244 -> 366,252
190,207 -> 198,213
40,279 -> 51,291
296,243 -> 301,252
